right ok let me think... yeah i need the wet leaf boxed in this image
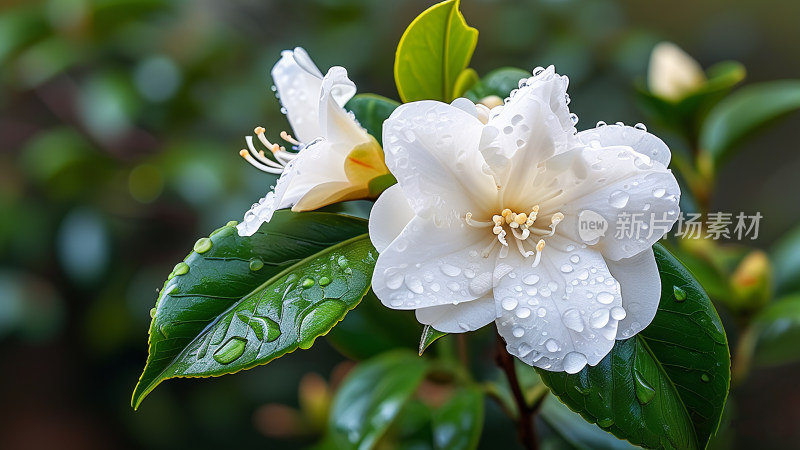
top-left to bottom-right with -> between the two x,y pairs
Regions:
431,386 -> 484,450
419,324 -> 448,356
132,211 -> 372,409
700,79 -> 800,166
394,0 -> 478,103
537,244 -> 730,450
325,351 -> 428,449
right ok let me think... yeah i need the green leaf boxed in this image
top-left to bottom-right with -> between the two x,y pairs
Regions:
432,386 -> 484,450
700,80 -> 800,166
394,0 -> 478,103
326,351 -> 428,449
453,68 -> 479,99
464,67 -> 530,102
131,211 -> 372,409
419,324 -> 448,356
770,225 -> 800,296
327,290 -> 421,360
752,294 -> 800,367
537,244 -> 730,450
540,396 -> 639,450
345,94 -> 400,147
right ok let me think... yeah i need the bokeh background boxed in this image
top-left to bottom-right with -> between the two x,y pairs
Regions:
1,0 -> 799,449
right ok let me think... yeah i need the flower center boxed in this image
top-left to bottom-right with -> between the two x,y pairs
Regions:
465,206 -> 564,266
238,126 -> 304,174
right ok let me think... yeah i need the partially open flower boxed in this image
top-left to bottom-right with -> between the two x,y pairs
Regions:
648,42 -> 706,101
370,66 -> 680,373
237,48 -> 391,236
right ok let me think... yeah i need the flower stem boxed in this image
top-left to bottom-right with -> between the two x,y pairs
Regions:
494,331 -> 545,450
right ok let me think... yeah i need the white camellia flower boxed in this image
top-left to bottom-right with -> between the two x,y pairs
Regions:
648,42 -> 706,101
369,66 -> 681,374
237,47 -> 391,236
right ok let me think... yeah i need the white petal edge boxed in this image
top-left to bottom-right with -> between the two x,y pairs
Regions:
604,247 -> 660,339
415,294 -> 496,333
577,123 -> 672,167
369,184 -> 415,253
318,66 -> 365,146
271,47 -> 325,143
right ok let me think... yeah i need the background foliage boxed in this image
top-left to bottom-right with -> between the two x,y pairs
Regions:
1,0 -> 799,448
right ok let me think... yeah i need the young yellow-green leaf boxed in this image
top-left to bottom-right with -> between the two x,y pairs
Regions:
700,79 -> 800,166
131,212 -> 371,409
537,244 -> 730,450
325,351 -> 429,449
394,0 -> 478,103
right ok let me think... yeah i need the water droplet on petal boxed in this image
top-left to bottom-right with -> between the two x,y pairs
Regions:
512,326 -> 525,338
610,306 -> 627,320
502,297 -> 518,311
608,190 -> 630,208
589,309 -> 610,328
468,272 -> 492,296
545,339 -> 560,352
562,308 -> 584,332
515,307 -> 531,319
385,270 -> 404,290
405,276 -> 424,294
653,188 -> 666,198
597,292 -> 615,304
440,263 -> 462,277
523,274 -> 540,285
560,264 -> 573,273
563,352 -> 588,374
570,255 -> 580,264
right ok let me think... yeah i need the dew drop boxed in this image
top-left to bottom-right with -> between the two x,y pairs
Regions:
560,264 -> 573,273
249,258 -> 264,272
213,336 -> 247,364
634,122 -> 647,131
570,255 -> 580,264
337,255 -> 349,268
298,300 -> 346,349
193,237 -> 212,254
673,286 -> 687,302
545,339 -> 560,352
608,190 -> 630,208
149,307 -> 156,318
562,308 -> 584,332
385,271 -> 404,290
610,306 -> 627,320
577,270 -> 589,281
501,297 -> 518,311
597,292 -> 615,304
319,276 -> 332,287
173,262 -> 189,276
597,418 -> 614,428
634,370 -> 656,405
589,309 -> 610,328
653,188 -> 666,198
302,278 -> 315,288
596,121 -> 607,127
563,352 -> 588,374
516,307 -> 531,319
440,263 -> 462,277
405,276 -> 424,294
523,274 -> 540,285
512,326 -> 525,338
537,308 -> 547,317
701,373 -> 711,383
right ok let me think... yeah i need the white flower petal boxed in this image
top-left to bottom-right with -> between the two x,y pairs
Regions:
577,123 -> 671,167
383,101 -> 497,223
541,145 -> 680,261
493,240 -> 621,373
604,247 -> 660,339
318,66 -> 364,146
236,139 -> 350,236
369,184 -> 415,253
373,216 -> 497,310
415,294 -> 496,333
271,48 -> 325,143
482,95 -> 570,207
450,97 -> 480,119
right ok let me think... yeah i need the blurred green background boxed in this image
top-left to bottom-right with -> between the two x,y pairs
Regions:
1,0 -> 799,449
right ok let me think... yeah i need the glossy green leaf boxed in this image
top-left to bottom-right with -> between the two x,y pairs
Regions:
419,324 -> 448,356
432,386 -> 484,450
132,211 -> 371,409
752,294 -> 800,367
770,225 -> 800,296
394,0 -> 478,103
464,67 -> 530,102
345,94 -> 400,147
700,80 -> 800,166
326,351 -> 429,449
327,290 -> 420,360
537,244 -> 730,450
540,396 -> 639,450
